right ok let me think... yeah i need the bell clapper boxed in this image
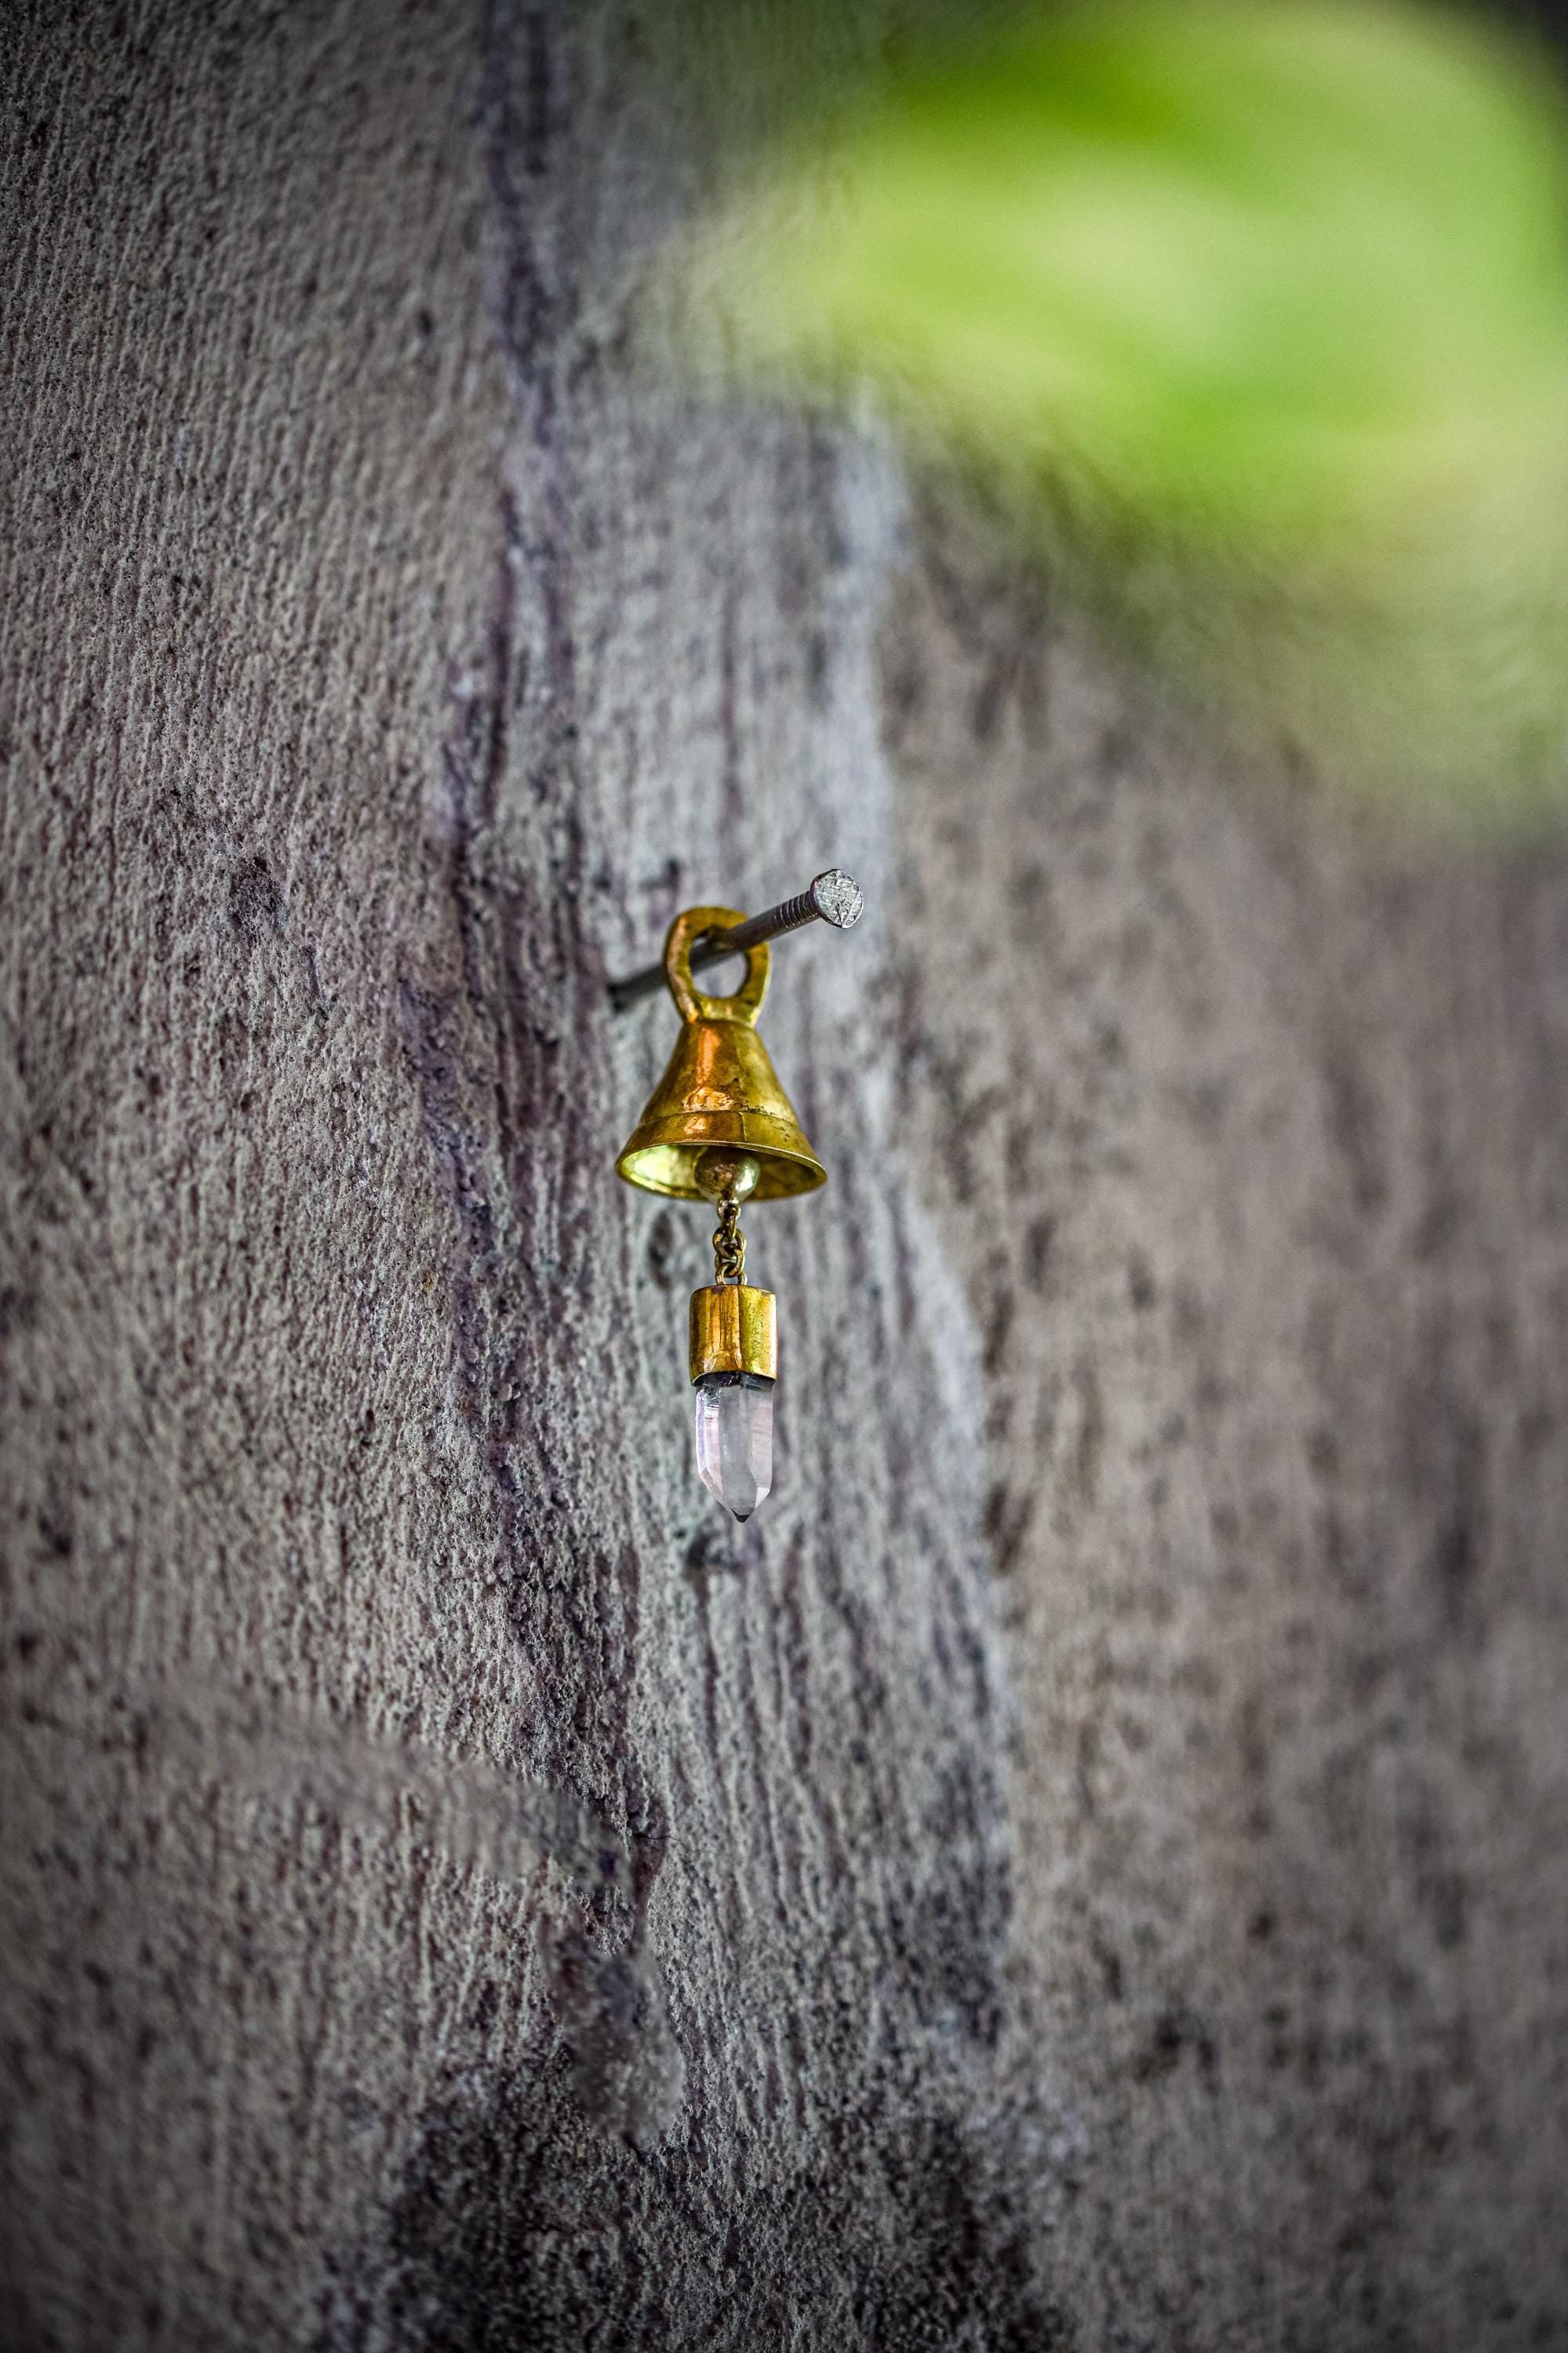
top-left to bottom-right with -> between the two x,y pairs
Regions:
612,884 -> 857,1524
697,1147 -> 758,1282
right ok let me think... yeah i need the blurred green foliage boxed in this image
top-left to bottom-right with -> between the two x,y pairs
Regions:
668,2 -> 1568,828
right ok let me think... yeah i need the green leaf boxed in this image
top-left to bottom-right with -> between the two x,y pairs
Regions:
675,2 -> 1568,827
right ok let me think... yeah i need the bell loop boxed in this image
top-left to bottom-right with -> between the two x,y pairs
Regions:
664,905 -> 770,1029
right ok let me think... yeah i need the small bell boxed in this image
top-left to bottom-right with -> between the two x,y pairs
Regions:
614,905 -> 825,1201
616,904 -> 827,1521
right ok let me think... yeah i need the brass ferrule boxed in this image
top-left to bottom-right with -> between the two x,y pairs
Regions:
689,1284 -> 777,1384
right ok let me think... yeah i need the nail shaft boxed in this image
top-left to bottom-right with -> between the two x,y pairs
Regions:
609,869 -> 862,1011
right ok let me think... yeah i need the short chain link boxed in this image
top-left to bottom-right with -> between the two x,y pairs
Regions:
712,1189 -> 747,1286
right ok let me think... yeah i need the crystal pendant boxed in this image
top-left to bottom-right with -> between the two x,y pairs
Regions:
693,1373 -> 775,1521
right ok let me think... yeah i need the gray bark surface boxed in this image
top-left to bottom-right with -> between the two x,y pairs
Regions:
2,5 -> 1565,2349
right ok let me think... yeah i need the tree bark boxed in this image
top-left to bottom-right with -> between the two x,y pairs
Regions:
2,5 -> 1565,2349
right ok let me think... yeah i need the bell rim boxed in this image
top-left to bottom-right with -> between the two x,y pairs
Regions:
616,1122 -> 826,1200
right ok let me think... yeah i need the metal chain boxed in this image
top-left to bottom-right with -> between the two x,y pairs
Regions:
712,1188 -> 747,1286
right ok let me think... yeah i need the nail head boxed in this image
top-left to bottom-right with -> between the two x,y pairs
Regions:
809,870 -> 863,930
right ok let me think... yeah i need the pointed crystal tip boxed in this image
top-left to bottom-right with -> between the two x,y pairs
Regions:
694,1373 -> 774,1520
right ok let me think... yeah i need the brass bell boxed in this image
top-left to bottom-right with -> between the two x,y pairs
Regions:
615,906 -> 825,1201
613,886 -> 857,1523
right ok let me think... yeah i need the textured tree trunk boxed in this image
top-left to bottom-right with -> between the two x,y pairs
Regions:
3,5 -> 1566,2348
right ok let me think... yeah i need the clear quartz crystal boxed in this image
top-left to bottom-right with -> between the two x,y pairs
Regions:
693,1373 -> 775,1522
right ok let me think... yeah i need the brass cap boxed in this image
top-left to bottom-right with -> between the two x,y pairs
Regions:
689,1284 -> 777,1383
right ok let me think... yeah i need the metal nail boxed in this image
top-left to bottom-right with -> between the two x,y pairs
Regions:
609,869 -> 863,1012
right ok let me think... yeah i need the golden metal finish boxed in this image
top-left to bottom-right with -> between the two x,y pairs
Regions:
689,1283 -> 777,1383
710,1191 -> 748,1286
614,906 -> 826,1201
692,1148 -> 760,1204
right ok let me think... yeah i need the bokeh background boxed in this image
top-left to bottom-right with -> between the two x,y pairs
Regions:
3,3 -> 1567,2347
